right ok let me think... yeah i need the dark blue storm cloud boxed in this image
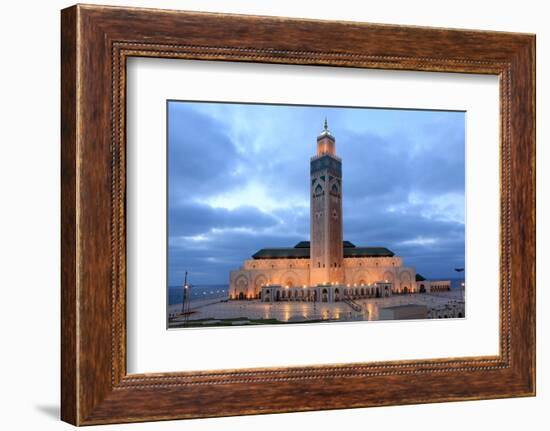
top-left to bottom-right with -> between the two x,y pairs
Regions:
168,102 -> 465,285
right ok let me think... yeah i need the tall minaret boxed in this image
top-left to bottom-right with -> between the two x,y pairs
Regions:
309,119 -> 344,286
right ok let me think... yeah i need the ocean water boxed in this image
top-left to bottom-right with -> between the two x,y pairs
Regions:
168,284 -> 229,305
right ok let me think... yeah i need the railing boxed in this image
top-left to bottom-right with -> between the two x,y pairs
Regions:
344,297 -> 362,312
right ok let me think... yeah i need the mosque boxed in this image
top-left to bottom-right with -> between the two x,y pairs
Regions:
228,120 -> 449,302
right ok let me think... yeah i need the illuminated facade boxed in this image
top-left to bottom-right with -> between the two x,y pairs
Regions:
229,120 -> 442,302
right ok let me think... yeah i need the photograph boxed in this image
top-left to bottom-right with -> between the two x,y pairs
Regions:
167,101 -> 466,328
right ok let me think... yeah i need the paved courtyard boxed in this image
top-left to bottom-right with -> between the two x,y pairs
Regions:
168,290 -> 465,326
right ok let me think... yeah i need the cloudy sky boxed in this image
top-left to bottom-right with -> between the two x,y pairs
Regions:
168,101 -> 465,286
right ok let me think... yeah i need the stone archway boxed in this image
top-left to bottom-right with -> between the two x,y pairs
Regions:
353,270 -> 370,286
399,271 -> 412,293
254,274 -> 267,288
234,274 -> 248,300
254,274 -> 267,298
279,271 -> 301,289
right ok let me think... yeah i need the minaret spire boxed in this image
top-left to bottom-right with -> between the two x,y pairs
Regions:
310,119 -> 343,286
316,117 -> 336,155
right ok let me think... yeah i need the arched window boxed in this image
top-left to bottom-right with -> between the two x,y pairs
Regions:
315,184 -> 323,196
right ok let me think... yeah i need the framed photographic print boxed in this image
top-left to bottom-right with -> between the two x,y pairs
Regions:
61,4 -> 535,425
165,101 -> 466,330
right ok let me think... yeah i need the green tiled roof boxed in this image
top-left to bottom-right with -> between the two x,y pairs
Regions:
252,242 -> 394,259
252,248 -> 310,259
293,240 -> 356,249
344,247 -> 394,258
